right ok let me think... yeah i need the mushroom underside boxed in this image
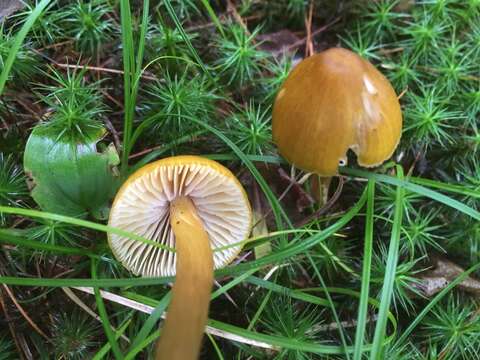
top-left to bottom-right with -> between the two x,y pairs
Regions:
109,163 -> 251,277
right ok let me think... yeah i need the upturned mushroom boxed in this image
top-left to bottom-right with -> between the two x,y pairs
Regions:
108,155 -> 252,360
272,47 -> 402,177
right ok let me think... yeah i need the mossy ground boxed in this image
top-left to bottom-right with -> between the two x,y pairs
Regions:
0,1 -> 479,359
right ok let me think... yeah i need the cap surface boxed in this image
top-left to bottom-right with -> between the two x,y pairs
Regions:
272,47 -> 402,176
108,155 -> 252,277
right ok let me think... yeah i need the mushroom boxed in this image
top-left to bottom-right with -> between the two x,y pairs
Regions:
108,155 -> 252,359
272,47 -> 402,177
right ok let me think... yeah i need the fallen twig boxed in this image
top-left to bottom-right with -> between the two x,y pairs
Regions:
2,284 -> 51,342
72,286 -> 279,351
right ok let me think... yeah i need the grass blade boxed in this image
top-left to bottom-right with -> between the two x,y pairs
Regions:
307,252 -> 351,360
217,188 -> 367,277
0,0 -> 51,95
0,206 -> 174,252
244,276 -> 330,307
119,0 -> 135,173
0,228 -> 100,258
409,176 -> 480,198
200,0 -> 225,38
353,179 -> 375,360
127,292 -> 171,354
370,167 -> 405,359
203,154 -> 480,220
163,0 -> 214,84
91,260 -> 124,359
93,318 -> 132,360
342,168 -> 480,220
122,0 -> 149,164
135,0 -> 149,80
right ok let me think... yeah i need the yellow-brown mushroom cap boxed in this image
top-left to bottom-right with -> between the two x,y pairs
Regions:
108,155 -> 252,277
272,47 -> 402,176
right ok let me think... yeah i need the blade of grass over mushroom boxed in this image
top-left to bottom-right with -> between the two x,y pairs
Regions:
370,166 -> 405,360
0,0 -> 51,95
91,260 -> 124,360
188,117 -> 292,234
163,0 -> 214,84
0,206 -> 175,252
128,114 -> 292,239
0,189 -> 365,291
353,179 -> 375,360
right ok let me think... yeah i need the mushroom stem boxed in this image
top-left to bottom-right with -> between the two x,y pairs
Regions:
312,175 -> 332,206
156,196 -> 214,360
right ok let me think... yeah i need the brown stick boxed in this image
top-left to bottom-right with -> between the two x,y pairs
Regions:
304,1 -> 314,57
53,63 -> 158,81
2,284 -> 51,342
0,288 -> 24,359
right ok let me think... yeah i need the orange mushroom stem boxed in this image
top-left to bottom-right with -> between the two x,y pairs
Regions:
155,196 -> 213,360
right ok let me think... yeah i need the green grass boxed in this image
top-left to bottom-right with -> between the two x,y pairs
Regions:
370,166 -> 405,359
0,0 -> 479,359
353,179 -> 375,360
0,0 -> 50,95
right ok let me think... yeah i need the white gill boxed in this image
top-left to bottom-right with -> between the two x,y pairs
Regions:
109,163 -> 251,277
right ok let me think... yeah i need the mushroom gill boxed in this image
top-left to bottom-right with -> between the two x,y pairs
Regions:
109,157 -> 251,277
